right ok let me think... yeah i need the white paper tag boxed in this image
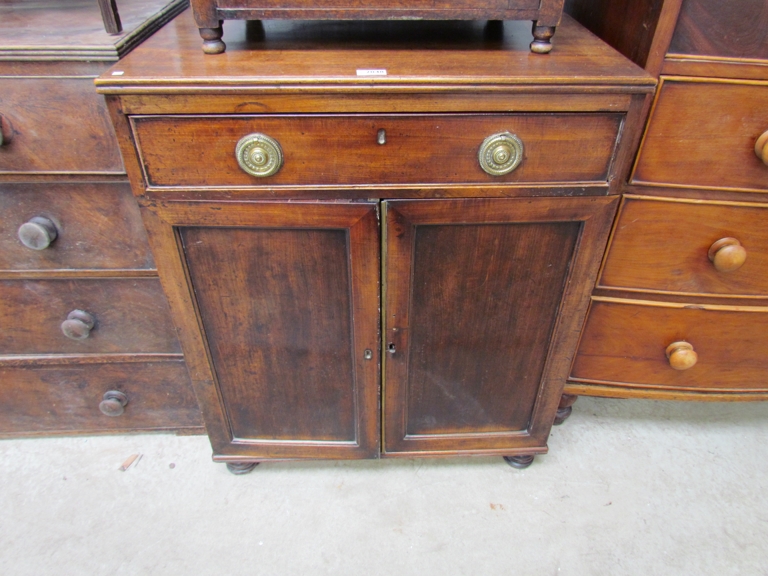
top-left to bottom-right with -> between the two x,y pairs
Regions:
111,71 -> 125,76
356,69 -> 387,76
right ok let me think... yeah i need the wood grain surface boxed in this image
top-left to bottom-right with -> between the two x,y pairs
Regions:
132,113 -> 623,188
599,195 -> 768,297
0,360 -> 202,435
0,182 -> 155,274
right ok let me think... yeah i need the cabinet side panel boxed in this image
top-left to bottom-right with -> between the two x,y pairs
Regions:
405,221 -> 580,436
180,227 -> 356,442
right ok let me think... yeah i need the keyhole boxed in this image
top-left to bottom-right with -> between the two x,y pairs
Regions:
377,129 -> 387,145
387,343 -> 396,354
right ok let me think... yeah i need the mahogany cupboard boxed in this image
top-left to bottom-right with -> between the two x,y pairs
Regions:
0,0 -> 204,437
97,12 -> 654,471
564,0 -> 768,410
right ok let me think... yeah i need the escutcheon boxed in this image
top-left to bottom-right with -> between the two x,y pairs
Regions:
235,133 -> 283,178
478,132 -> 524,176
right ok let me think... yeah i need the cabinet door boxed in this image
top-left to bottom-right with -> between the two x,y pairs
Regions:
142,200 -> 380,461
382,197 -> 617,456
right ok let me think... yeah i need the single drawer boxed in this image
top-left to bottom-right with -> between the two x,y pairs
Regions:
0,360 -> 203,435
668,0 -> 768,62
633,79 -> 768,192
0,278 -> 181,356
0,182 -> 155,273
599,196 -> 768,297
131,113 -> 623,187
0,77 -> 123,174
570,299 -> 768,392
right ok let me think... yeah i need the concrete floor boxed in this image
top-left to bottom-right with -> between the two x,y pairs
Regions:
1,397 -> 767,575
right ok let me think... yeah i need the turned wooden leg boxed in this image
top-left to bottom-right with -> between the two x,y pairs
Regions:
503,455 -> 535,469
226,461 -> 259,475
554,394 -> 578,425
530,23 -> 556,54
200,23 -> 226,54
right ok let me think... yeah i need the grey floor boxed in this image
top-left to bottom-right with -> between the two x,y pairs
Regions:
2,397 -> 767,575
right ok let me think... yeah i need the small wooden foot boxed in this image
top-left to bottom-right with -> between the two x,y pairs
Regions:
226,461 -> 259,475
530,23 -> 555,54
554,394 -> 578,425
200,24 -> 226,54
503,455 -> 534,469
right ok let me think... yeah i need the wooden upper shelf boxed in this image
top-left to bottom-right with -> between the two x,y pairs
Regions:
96,10 -> 656,92
0,0 -> 187,61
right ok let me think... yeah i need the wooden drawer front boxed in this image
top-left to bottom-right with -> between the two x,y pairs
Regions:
633,80 -> 768,192
0,279 -> 181,356
571,300 -> 768,392
0,182 -> 155,273
0,77 -> 123,174
214,0 -> 540,15
132,113 -> 623,187
668,0 -> 768,62
600,196 -> 768,297
0,361 -> 203,435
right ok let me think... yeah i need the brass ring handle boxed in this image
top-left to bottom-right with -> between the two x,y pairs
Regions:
0,113 -> 13,146
99,390 -> 128,417
708,237 -> 747,273
478,132 -> 524,176
755,130 -> 768,166
61,309 -> 95,340
18,216 -> 58,250
235,133 -> 283,177
665,341 -> 698,371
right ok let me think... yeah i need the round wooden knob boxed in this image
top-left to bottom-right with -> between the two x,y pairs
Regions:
18,216 -> 58,250
478,132 -> 524,176
708,237 -> 747,273
0,113 -> 12,146
235,133 -> 283,177
755,130 -> 768,166
61,309 -> 95,340
665,341 -> 698,371
99,390 -> 128,417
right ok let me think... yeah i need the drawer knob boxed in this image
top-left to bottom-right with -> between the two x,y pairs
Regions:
17,216 -> 58,250
478,132 -> 524,176
665,341 -> 698,371
235,133 -> 283,178
708,237 -> 747,273
0,113 -> 12,146
756,130 -> 768,166
99,390 -> 128,417
61,309 -> 95,340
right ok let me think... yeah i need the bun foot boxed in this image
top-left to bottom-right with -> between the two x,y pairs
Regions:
200,25 -> 226,54
226,461 -> 259,475
530,24 -> 555,54
554,394 -> 578,425
503,455 -> 535,469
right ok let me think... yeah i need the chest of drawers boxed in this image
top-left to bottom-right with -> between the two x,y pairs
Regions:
98,12 -> 654,470
0,0 -> 203,436
565,0 -> 768,404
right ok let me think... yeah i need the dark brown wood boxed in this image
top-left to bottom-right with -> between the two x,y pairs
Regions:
599,195 -> 768,298
188,0 -> 566,54
633,79 -> 768,192
553,393 -> 578,424
0,0 -> 187,61
668,0 -> 768,62
142,200 -> 381,460
0,77 -> 123,175
97,0 -> 123,34
132,113 -> 623,188
0,182 -> 155,274
383,196 -> 618,455
0,360 -> 202,435
570,298 -> 768,393
0,278 -> 181,356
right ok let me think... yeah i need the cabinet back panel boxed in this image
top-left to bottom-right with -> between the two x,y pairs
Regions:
405,221 -> 579,435
181,227 -> 357,442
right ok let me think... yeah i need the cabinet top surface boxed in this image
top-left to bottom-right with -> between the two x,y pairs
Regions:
0,0 -> 186,61
96,10 -> 655,93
